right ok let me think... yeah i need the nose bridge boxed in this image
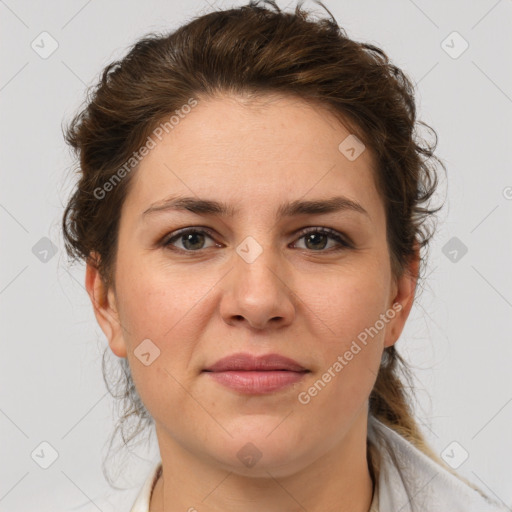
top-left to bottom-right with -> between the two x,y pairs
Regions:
234,234 -> 285,298
219,233 -> 295,329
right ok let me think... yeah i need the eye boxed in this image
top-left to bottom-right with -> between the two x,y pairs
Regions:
291,227 -> 351,252
163,228 -> 219,251
162,226 -> 351,253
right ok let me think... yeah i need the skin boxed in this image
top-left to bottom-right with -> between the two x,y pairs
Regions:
86,93 -> 418,512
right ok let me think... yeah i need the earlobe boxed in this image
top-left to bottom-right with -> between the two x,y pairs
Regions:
383,244 -> 420,348
85,253 -> 127,358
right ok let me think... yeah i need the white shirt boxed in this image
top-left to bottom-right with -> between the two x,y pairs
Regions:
68,414 -> 508,511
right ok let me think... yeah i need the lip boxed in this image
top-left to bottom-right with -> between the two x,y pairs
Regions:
202,353 -> 310,394
203,352 -> 307,372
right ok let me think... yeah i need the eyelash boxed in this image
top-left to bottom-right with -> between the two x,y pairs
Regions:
162,226 -> 352,253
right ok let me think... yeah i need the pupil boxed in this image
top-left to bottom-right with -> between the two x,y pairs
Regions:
306,233 -> 327,250
183,233 -> 204,250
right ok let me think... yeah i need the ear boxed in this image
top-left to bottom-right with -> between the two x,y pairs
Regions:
383,242 -> 420,348
85,252 -> 127,358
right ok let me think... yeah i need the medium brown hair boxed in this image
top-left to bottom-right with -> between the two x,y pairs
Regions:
62,0 -> 466,492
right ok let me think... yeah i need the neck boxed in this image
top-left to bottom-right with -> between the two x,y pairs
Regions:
150,410 -> 374,512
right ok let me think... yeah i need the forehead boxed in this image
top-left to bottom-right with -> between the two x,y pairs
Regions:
122,93 -> 383,221
162,93 -> 368,161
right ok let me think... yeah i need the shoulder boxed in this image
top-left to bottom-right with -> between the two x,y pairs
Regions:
62,491 -> 137,512
368,415 -> 509,512
61,461 -> 161,512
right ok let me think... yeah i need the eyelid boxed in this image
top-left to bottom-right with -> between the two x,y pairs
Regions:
162,226 -> 219,248
161,226 -> 352,251
291,226 -> 352,250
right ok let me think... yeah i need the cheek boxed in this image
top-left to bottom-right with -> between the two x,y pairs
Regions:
115,255 -> 212,343
295,287 -> 385,431
298,259 -> 391,344
294,262 -> 389,402
113,261 -> 215,416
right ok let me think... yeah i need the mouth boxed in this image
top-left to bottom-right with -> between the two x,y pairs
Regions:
202,352 -> 310,394
203,369 -> 309,394
203,352 -> 308,372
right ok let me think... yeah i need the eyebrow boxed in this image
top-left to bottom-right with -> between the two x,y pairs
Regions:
142,195 -> 370,219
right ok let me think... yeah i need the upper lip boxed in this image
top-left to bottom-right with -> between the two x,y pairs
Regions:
203,352 -> 308,372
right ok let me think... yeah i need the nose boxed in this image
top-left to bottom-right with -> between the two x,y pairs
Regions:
219,244 -> 296,330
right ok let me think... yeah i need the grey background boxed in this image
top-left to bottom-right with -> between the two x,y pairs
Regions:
1,0 -> 511,510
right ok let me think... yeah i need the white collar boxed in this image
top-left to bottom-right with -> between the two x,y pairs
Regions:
128,415 -> 507,511
367,414 -> 507,511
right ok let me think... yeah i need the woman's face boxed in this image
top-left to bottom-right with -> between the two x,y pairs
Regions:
87,94 -> 417,477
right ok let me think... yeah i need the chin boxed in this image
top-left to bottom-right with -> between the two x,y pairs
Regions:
207,426 -> 311,477
217,448 -> 311,479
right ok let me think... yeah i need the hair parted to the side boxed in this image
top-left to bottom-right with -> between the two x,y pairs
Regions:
61,0 -> 482,496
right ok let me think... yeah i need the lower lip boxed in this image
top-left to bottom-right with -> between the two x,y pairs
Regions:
204,370 -> 308,394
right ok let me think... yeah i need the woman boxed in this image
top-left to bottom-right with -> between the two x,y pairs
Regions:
62,1 -> 507,511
